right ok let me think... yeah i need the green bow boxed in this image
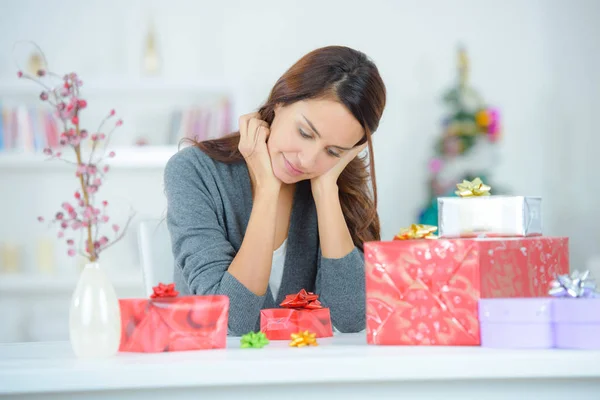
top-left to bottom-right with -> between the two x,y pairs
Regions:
240,331 -> 270,349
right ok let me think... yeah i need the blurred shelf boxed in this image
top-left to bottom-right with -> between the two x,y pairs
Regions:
0,145 -> 179,170
0,78 -> 232,97
0,272 -> 142,294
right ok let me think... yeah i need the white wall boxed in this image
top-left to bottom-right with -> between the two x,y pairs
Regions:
0,0 -> 598,337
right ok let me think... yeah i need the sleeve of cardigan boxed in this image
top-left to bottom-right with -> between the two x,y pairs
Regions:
315,246 -> 366,333
164,149 -> 266,335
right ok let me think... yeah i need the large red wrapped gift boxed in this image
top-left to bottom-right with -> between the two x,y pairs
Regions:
365,233 -> 568,346
260,289 -> 333,340
119,283 -> 229,352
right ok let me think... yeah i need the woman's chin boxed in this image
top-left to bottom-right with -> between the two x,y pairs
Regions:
274,168 -> 303,185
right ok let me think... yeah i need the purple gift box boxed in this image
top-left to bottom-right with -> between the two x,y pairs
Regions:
479,298 -> 553,348
552,298 -> 600,349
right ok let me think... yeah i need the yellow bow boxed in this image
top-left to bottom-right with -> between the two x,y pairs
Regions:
289,331 -> 318,347
455,177 -> 491,197
394,224 -> 438,240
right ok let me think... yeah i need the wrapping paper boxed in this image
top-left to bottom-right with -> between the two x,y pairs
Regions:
479,298 -> 553,348
437,196 -> 542,238
365,237 -> 568,346
119,295 -> 229,352
260,308 -> 333,340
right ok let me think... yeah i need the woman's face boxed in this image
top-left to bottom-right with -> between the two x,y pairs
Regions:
267,99 -> 364,184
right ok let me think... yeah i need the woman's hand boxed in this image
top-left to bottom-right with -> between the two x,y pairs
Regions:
310,143 -> 367,199
238,113 -> 281,193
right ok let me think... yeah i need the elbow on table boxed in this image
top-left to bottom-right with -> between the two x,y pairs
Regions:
332,310 -> 366,333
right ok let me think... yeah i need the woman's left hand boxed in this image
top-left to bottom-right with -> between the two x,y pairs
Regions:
310,143 -> 368,198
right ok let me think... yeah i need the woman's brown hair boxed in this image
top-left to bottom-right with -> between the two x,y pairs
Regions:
196,46 -> 386,250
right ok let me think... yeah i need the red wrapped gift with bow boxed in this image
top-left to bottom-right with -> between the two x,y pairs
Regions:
119,283 -> 229,352
260,289 -> 333,340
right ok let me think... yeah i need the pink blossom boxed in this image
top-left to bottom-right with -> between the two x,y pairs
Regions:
21,59 -> 131,264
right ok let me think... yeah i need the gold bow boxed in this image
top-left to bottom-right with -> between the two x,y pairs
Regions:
455,177 -> 491,197
394,224 -> 438,240
289,331 -> 318,347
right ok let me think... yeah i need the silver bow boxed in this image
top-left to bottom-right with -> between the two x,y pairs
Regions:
548,270 -> 600,298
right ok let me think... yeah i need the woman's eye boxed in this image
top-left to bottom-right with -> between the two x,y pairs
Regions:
299,129 -> 311,139
327,149 -> 341,158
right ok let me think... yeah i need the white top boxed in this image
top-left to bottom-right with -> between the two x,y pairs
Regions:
269,238 -> 287,299
2,333 -> 600,395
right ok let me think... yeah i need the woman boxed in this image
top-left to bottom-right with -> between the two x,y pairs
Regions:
164,45 -> 386,335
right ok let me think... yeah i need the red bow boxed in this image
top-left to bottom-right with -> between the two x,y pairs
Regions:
151,283 -> 179,299
280,289 -> 322,309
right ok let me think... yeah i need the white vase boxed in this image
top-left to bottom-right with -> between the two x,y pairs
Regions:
69,262 -> 122,358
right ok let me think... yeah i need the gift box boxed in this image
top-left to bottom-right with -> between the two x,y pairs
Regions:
479,298 -> 553,348
365,235 -> 568,346
260,289 -> 333,340
438,195 -> 542,238
552,299 -> 600,349
549,270 -> 600,349
119,283 -> 229,353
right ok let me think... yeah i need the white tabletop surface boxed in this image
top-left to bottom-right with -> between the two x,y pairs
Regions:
2,333 -> 600,396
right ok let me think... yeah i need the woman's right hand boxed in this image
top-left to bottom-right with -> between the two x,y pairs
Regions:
238,113 -> 281,193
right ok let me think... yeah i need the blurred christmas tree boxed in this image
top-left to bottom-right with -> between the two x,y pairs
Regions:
418,46 -> 503,226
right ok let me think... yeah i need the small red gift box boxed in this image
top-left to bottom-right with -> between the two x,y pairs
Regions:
119,283 -> 229,352
260,289 -> 333,340
365,236 -> 568,346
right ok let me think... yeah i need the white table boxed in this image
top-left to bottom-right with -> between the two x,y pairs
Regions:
1,333 -> 600,399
